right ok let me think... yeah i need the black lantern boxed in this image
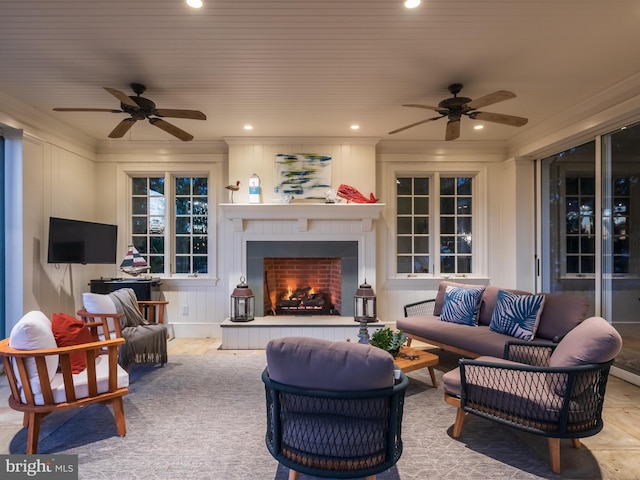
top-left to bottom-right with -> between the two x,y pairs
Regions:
354,280 -> 377,344
230,276 -> 255,322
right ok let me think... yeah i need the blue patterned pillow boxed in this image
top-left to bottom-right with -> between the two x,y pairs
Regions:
489,290 -> 545,340
439,286 -> 485,326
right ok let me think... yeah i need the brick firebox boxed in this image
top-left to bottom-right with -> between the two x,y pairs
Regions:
264,257 -> 342,315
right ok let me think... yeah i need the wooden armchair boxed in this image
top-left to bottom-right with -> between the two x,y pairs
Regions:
77,300 -> 169,340
79,288 -> 169,370
0,311 -> 129,454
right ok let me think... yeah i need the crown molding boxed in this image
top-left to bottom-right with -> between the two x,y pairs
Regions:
224,136 -> 380,146
0,88 -> 97,154
376,139 -> 508,156
95,139 -> 228,156
507,72 -> 640,159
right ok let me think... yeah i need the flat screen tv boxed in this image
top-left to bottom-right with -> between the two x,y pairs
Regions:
47,217 -> 118,264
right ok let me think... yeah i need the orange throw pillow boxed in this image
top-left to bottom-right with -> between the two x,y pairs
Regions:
52,313 -> 94,374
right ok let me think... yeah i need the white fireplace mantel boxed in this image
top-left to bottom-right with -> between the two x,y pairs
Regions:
220,203 -> 385,232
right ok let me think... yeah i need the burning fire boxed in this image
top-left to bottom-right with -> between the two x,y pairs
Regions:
282,285 -> 315,300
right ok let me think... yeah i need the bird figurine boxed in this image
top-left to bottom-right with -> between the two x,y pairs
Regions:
225,180 -> 241,203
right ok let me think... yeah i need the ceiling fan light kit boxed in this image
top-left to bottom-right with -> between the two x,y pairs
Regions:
389,83 -> 528,141
53,83 -> 207,141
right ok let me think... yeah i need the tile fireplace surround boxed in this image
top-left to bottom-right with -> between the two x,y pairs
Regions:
219,203 -> 388,349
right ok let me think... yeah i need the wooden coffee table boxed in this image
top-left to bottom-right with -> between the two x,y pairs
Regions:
394,346 -> 439,388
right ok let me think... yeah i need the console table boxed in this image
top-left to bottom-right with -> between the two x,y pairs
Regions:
89,278 -> 161,301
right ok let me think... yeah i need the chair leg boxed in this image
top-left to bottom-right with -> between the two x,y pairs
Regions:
111,397 -> 127,436
572,438 -> 581,449
364,476 -> 377,480
548,438 -> 561,474
26,412 -> 42,454
288,469 -> 300,480
428,366 -> 438,388
452,407 -> 466,438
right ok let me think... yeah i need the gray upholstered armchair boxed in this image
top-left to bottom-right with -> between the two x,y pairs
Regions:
442,316 -> 622,474
262,337 -> 409,480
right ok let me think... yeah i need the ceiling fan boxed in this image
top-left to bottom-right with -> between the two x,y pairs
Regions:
53,83 -> 207,141
389,83 -> 528,141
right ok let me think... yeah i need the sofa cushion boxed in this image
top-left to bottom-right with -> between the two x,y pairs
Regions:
52,313 -> 94,374
549,316 -> 622,368
45,355 -> 129,406
266,337 -> 394,391
535,294 -> 590,341
440,285 -> 484,326
442,356 -> 521,396
9,311 -> 59,404
397,316 -> 517,358
489,290 -> 545,341
549,316 -> 622,397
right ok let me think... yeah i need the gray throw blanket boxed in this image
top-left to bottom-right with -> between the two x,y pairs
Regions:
109,288 -> 168,369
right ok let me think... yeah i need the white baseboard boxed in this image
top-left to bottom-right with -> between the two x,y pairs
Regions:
611,365 -> 640,387
168,322 -> 221,339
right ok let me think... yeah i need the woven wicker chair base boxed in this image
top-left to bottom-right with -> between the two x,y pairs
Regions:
283,447 -> 386,471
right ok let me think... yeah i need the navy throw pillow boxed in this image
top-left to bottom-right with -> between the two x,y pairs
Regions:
439,286 -> 485,326
489,290 -> 545,340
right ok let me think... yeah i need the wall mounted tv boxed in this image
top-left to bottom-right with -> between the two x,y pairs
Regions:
47,217 -> 118,264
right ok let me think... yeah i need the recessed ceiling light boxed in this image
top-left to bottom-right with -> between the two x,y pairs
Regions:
350,125 -> 360,130
404,0 -> 421,9
186,0 -> 203,9
243,125 -> 253,131
474,125 -> 484,130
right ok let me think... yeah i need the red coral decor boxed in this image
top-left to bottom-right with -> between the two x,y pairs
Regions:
336,184 -> 379,204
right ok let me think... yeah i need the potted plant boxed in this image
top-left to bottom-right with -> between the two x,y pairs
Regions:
370,327 -> 407,357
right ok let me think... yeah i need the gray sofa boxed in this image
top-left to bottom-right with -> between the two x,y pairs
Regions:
397,281 -> 590,358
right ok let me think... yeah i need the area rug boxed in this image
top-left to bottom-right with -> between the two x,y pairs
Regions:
9,354 -> 600,479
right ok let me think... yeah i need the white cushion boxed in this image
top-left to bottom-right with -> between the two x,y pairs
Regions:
23,355 -> 129,405
9,311 -> 59,401
82,292 -> 119,335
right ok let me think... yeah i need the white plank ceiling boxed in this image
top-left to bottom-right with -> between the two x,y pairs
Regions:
1,0 -> 640,145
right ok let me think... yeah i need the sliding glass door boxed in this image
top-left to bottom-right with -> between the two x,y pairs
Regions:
540,127 -> 640,380
539,141 -> 596,317
601,124 -> 640,379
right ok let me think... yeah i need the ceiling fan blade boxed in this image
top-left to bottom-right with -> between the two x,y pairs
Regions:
155,109 -> 207,120
445,120 -> 460,141
465,90 -> 516,110
103,87 -> 139,108
149,118 -> 194,141
402,104 -> 443,111
53,107 -> 123,113
108,118 -> 137,138
470,111 -> 528,127
389,115 -> 444,134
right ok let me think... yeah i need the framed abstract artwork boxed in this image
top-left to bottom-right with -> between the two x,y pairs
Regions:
274,153 -> 332,200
